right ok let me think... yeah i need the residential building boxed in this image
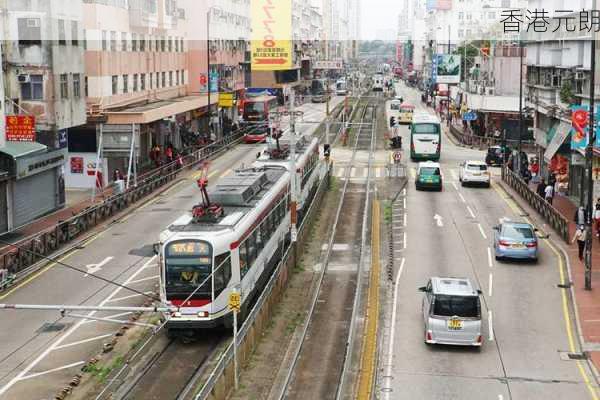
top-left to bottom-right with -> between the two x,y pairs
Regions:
0,0 -> 84,233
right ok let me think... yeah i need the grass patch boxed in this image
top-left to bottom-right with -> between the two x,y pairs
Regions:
82,356 -> 125,383
330,176 -> 340,192
383,200 -> 393,224
285,312 -> 304,336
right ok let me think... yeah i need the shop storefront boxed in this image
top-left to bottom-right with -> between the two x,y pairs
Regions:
0,142 -> 67,232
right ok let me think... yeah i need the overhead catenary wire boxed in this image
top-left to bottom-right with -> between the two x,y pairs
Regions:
0,238 -> 161,303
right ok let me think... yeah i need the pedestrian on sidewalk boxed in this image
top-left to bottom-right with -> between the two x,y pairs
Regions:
536,178 -> 546,198
113,169 -> 124,182
594,199 -> 600,239
544,183 -> 554,205
575,206 -> 587,226
572,225 -> 587,261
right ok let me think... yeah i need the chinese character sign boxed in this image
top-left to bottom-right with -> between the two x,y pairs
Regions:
251,0 -> 292,71
5,115 -> 36,142
501,9 -> 600,34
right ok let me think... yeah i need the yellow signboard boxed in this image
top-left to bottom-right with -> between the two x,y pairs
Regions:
219,93 -> 234,108
251,0 -> 292,71
228,292 -> 241,312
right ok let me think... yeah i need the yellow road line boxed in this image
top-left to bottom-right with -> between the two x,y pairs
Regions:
493,181 -> 599,399
357,200 -> 381,399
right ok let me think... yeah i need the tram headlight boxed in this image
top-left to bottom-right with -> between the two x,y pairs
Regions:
197,311 -> 209,317
172,311 -> 182,318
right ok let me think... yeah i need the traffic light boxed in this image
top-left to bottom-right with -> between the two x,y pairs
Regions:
390,116 -> 396,127
324,144 -> 331,158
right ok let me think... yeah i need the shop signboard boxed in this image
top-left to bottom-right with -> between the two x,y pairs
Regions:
251,0 -> 292,71
218,92 -> 235,108
314,60 -> 343,70
16,148 -> 67,180
6,115 -> 36,142
569,105 -> 600,150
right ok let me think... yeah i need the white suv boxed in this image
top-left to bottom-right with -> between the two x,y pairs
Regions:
459,160 -> 490,187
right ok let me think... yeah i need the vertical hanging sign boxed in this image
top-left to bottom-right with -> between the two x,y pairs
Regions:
251,0 -> 292,71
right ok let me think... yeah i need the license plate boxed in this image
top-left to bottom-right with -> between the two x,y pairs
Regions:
472,172 -> 481,176
447,319 -> 463,330
512,243 -> 525,249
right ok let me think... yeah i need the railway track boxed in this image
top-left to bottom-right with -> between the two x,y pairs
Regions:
277,99 -> 377,400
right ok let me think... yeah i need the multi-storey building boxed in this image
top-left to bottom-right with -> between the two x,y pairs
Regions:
0,0 -> 85,233
69,0 -> 198,190
525,0 -> 599,203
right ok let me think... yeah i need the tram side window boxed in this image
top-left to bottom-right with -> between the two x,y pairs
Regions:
239,242 -> 249,278
214,252 -> 232,293
256,224 -> 264,251
247,232 -> 257,267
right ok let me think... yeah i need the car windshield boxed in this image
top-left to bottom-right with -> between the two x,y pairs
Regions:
390,102 -> 400,110
433,295 -> 480,318
467,164 -> 487,171
502,225 -> 534,239
420,167 -> 440,176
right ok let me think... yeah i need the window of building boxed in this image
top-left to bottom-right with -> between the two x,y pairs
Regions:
156,72 -> 160,88
60,74 -> 69,99
181,70 -> 185,84
132,33 -> 137,51
58,19 -> 66,45
133,73 -> 138,92
123,74 -> 129,93
102,30 -> 107,50
175,37 -> 179,52
488,12 -> 495,20
83,29 -> 87,50
176,70 -> 180,85
84,76 -> 88,97
112,75 -> 118,95
168,36 -> 172,52
149,72 -> 153,89
73,73 -> 81,98
466,29 -> 472,36
156,37 -> 160,51
458,29 -> 464,38
161,37 -> 166,52
162,71 -> 166,87
466,13 -> 472,20
121,32 -> 127,51
458,12 -> 463,19
180,38 -> 184,52
141,73 -> 146,90
140,34 -> 146,51
144,0 -> 157,13
20,74 -> 43,100
71,21 -> 78,45
110,31 -> 117,51
169,71 -> 173,86
17,18 -> 42,46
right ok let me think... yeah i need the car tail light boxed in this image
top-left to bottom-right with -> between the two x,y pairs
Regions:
411,142 -> 415,151
498,240 -> 511,246
476,335 -> 483,344
526,242 -> 537,248
426,331 -> 433,341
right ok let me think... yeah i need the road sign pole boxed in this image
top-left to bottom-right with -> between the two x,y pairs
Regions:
229,288 -> 240,389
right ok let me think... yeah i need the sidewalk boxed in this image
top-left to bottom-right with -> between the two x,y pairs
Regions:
498,177 -> 600,379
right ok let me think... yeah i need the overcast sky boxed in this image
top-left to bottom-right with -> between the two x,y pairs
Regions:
360,0 -> 402,40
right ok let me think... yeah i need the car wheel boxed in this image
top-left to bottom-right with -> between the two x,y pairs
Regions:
495,255 -> 501,261
461,180 -> 466,187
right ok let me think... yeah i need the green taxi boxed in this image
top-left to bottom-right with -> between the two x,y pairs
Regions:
416,161 -> 442,191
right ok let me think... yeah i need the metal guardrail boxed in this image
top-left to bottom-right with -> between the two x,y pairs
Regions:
0,131 -> 244,282
501,166 -> 570,242
449,124 -> 535,151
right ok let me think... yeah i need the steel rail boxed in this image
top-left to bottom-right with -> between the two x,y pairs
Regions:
275,98 -> 376,400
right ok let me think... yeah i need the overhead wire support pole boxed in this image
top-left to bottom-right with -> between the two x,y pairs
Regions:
585,11 -> 596,291
518,38 -> 524,175
290,88 -> 298,244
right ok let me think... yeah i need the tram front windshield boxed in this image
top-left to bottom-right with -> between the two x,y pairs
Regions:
165,240 -> 212,299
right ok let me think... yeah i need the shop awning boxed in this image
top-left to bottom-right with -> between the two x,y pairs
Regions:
105,95 -> 211,125
543,121 -> 571,163
0,141 -> 47,159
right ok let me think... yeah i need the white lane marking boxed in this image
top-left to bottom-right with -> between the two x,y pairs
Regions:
451,182 -> 459,191
128,275 -> 159,285
17,361 -> 86,382
404,232 -> 407,249
477,223 -> 488,239
404,213 -> 407,227
434,214 -> 444,227
466,206 -> 476,219
384,258 -> 406,400
410,168 -> 416,179
488,273 -> 493,297
488,310 -> 494,341
403,188 -> 407,196
84,256 -> 114,277
403,198 -> 407,209
458,193 -> 466,203
106,291 -> 154,304
54,333 -> 114,350
487,247 -> 493,268
82,311 -> 132,325
0,255 -> 158,396
142,262 -> 157,270
498,395 -> 504,400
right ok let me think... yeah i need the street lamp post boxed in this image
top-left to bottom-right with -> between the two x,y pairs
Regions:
585,18 -> 596,291
207,6 -> 222,140
518,40 -> 524,174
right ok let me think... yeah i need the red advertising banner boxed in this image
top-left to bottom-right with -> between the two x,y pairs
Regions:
6,115 -> 36,142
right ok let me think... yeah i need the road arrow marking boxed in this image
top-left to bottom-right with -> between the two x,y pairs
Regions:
84,256 -> 114,277
434,214 -> 444,227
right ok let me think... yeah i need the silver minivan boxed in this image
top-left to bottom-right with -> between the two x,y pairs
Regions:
419,277 -> 483,347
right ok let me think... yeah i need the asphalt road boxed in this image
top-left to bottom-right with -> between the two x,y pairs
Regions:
0,98 -> 340,400
379,82 -> 598,400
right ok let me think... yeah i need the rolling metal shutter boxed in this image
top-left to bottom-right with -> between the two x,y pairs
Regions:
13,169 -> 56,228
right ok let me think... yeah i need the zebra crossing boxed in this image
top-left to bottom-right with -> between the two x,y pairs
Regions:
331,165 -> 502,181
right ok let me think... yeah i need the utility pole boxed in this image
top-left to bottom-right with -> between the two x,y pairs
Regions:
447,24 -> 451,126
207,9 -> 211,137
290,89 -> 298,244
585,19 -> 596,291
518,39 -> 524,176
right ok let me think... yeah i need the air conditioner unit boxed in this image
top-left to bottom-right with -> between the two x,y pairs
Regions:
575,71 -> 585,80
17,74 -> 30,83
27,18 -> 40,28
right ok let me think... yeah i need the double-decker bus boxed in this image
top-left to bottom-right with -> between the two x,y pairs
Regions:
410,113 -> 441,161
241,95 -> 279,143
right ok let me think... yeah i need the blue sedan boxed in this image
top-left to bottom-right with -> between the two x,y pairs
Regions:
493,222 -> 538,262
